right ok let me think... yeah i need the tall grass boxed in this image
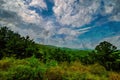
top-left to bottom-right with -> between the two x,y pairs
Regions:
0,57 -> 119,80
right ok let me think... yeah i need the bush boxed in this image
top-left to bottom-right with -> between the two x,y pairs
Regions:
0,57 -> 46,80
0,53 -> 119,80
0,57 -> 14,71
8,65 -> 33,80
46,60 -> 58,68
109,72 -> 120,80
89,63 -> 108,76
46,66 -> 64,80
69,61 -> 89,72
63,72 -> 87,80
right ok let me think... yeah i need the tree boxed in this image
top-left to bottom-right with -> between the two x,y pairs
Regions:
95,41 -> 117,55
95,41 -> 120,71
0,26 -> 40,59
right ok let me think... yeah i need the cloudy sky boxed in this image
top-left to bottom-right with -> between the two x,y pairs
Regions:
0,0 -> 120,49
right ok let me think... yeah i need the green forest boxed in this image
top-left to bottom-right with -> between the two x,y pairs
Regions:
0,26 -> 120,80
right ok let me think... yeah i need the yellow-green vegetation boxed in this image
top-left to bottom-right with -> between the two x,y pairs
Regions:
0,26 -> 120,79
0,57 -> 120,80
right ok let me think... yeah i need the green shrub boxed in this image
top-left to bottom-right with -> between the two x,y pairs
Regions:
8,64 -> 46,79
8,65 -> 33,80
46,66 -> 64,80
46,60 -> 58,68
0,57 -> 46,80
89,63 -> 108,76
26,56 -> 40,67
0,57 -> 14,71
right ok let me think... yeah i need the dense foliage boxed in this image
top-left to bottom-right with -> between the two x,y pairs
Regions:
95,41 -> 120,71
0,27 -> 39,59
0,26 -> 120,79
83,41 -> 120,71
0,57 -> 120,80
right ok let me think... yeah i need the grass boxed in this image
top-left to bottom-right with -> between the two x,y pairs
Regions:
0,57 -> 119,80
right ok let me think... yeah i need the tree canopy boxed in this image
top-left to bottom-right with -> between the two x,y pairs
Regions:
94,41 -> 120,71
0,26 -> 39,59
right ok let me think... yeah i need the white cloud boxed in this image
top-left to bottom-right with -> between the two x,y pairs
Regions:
53,0 -> 100,27
103,0 -> 120,21
0,0 -> 47,40
104,6 -> 114,14
1,0 -> 44,24
0,0 -> 120,49
2,0 -> 25,12
0,0 -> 101,49
19,10 -> 43,24
78,27 -> 91,31
110,13 -> 120,21
29,0 -> 47,9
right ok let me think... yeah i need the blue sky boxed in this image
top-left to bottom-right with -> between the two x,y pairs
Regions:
0,0 -> 120,49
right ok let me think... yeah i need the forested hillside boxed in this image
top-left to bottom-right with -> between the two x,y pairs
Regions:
0,26 -> 120,80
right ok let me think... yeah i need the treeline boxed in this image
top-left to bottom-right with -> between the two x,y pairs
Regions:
37,41 -> 120,71
0,26 -> 120,71
0,27 -> 39,59
82,41 -> 120,71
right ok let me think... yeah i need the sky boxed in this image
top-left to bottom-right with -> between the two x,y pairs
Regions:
0,0 -> 120,49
